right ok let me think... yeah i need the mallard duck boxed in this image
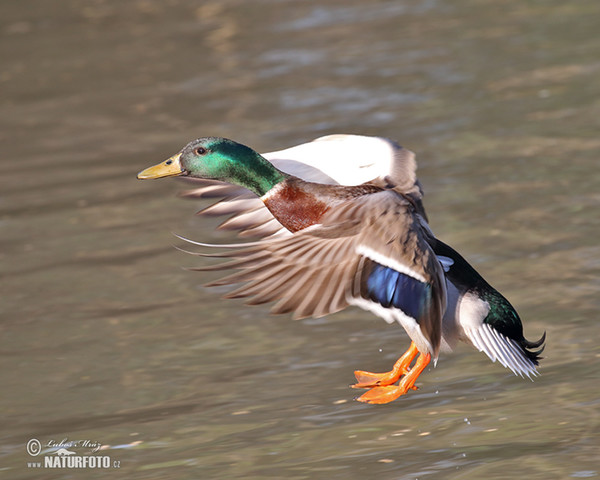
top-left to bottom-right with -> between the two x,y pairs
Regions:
137,135 -> 545,404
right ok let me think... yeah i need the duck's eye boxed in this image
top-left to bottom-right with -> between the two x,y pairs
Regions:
195,147 -> 207,155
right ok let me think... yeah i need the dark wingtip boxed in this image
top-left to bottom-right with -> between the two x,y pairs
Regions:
519,331 -> 546,366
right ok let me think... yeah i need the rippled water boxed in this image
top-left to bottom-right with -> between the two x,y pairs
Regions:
1,1 -> 599,479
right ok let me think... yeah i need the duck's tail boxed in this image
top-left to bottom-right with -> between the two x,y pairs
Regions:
518,331 -> 546,366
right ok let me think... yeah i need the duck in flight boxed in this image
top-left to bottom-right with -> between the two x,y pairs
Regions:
137,135 -> 545,404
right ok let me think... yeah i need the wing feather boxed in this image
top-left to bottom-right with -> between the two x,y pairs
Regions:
218,206 -> 274,230
184,190 -> 444,353
180,179 -> 249,199
199,198 -> 259,216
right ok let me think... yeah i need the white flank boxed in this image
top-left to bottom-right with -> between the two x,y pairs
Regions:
349,296 -> 435,359
457,292 -> 490,330
356,245 -> 427,283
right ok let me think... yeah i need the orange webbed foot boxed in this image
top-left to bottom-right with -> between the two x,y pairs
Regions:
352,341 -> 419,389
352,369 -> 407,389
353,348 -> 431,405
355,384 -> 417,404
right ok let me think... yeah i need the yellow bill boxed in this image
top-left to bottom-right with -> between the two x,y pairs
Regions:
137,153 -> 184,179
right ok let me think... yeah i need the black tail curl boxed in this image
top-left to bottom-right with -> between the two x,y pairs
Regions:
519,331 -> 546,366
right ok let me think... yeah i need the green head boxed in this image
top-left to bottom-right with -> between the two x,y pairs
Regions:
137,137 -> 288,197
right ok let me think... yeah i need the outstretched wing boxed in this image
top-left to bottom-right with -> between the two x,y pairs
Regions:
180,134 -> 427,239
189,190 -> 445,357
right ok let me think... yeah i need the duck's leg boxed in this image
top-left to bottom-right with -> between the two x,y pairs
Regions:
352,341 -> 419,388
355,351 -> 431,404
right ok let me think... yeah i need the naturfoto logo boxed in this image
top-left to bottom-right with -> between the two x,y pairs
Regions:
26,438 -> 120,470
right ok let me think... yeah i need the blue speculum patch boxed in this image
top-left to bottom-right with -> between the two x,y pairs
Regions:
366,263 -> 430,322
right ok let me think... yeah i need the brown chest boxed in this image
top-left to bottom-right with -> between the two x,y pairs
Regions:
262,183 -> 330,233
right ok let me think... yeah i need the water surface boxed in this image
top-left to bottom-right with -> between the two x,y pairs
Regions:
1,1 -> 599,479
